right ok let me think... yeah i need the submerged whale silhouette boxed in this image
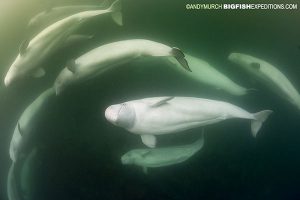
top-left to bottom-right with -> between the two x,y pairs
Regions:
121,133 -> 204,174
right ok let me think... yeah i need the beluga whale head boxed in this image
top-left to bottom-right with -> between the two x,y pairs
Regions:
121,150 -> 147,165
4,54 -> 29,87
228,52 -> 263,75
105,103 -> 136,129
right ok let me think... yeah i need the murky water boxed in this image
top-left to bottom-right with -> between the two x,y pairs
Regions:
1,0 -> 300,200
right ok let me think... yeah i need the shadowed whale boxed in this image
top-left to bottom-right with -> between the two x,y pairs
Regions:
7,148 -> 38,200
105,97 -> 273,148
9,88 -> 55,162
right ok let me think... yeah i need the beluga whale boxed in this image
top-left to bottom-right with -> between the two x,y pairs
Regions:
4,0 -> 122,87
105,97 -> 273,148
54,39 -> 190,95
28,1 -> 110,30
9,88 -> 55,162
7,148 -> 38,200
121,133 -> 204,174
228,53 -> 300,110
166,54 -> 249,96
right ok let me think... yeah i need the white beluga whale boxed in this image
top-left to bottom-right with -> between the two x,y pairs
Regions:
228,53 -> 300,110
54,39 -> 190,95
166,54 -> 249,96
28,1 -> 109,29
9,88 -> 55,162
105,97 -> 273,148
4,0 -> 122,86
121,133 -> 204,174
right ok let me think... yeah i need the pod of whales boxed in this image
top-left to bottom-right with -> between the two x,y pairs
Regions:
105,97 -> 273,148
166,54 -> 249,96
228,53 -> 300,109
4,0 -> 122,87
121,132 -> 204,174
54,39 -> 190,95
5,0 -> 300,197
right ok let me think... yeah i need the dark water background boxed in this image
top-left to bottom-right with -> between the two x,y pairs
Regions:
0,0 -> 300,199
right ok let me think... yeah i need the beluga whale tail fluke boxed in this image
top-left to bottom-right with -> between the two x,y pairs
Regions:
251,110 -> 273,137
108,0 -> 123,26
171,47 -> 191,72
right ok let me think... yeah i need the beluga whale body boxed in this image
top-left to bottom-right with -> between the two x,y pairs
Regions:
54,39 -> 190,95
121,133 -> 204,174
4,0 -> 122,86
7,148 -> 38,200
228,53 -> 300,110
28,1 -> 109,30
105,97 -> 273,148
166,54 -> 249,96
9,88 -> 55,162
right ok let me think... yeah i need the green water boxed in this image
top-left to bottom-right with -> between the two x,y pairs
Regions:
0,0 -> 300,200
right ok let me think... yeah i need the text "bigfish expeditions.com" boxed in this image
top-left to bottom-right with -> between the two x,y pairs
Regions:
186,3 -> 298,10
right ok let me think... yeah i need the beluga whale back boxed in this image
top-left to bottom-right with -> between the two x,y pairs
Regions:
228,53 -> 300,110
54,39 -> 190,95
4,0 -> 122,87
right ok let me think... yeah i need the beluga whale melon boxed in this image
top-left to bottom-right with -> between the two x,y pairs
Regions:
4,0 -> 122,87
228,53 -> 300,110
105,97 -> 273,148
54,39 -> 190,95
121,133 -> 205,174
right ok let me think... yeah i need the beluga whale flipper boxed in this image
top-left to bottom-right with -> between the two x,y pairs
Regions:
54,39 -> 190,95
105,97 -> 273,148
9,88 -> 55,162
228,53 -> 300,110
166,54 -> 249,96
121,133 -> 205,174
4,0 -> 122,86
